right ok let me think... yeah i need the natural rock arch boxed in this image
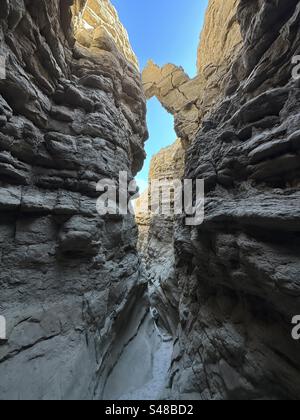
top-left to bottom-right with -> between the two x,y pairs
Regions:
141,0 -> 242,146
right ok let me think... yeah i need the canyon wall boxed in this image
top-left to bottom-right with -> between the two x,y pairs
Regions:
163,0 -> 300,400
0,0 -> 147,399
139,0 -> 244,302
142,0 -> 242,146
197,0 -> 241,75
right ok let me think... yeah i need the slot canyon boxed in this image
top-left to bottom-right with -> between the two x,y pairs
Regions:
0,0 -> 300,401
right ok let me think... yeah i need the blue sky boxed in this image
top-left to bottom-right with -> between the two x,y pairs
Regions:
111,0 -> 209,190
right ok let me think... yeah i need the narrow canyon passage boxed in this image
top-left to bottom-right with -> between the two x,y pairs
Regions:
103,311 -> 173,401
0,0 -> 300,401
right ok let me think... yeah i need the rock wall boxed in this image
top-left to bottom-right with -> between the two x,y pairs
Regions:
0,0 -> 147,400
168,0 -> 300,400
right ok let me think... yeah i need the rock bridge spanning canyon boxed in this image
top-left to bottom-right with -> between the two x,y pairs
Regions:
0,0 -> 300,400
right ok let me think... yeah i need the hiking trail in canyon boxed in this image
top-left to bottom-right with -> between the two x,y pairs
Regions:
103,312 -> 173,401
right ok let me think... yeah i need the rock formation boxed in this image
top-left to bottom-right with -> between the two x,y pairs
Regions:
137,0 -> 300,400
0,0 -> 300,401
143,0 -> 300,400
142,0 -> 242,145
138,0 -> 243,347
197,0 -> 241,75
73,0 -> 139,70
135,139 -> 185,335
0,0 -> 148,399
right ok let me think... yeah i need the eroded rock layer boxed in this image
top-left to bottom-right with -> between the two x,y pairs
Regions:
168,0 -> 300,400
0,0 -> 147,400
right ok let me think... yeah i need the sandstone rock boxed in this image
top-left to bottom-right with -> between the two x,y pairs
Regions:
0,0 -> 147,400
1,0 -> 299,401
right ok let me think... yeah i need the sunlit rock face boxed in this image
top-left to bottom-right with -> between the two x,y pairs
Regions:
169,0 -> 300,400
139,0 -> 300,401
142,0 -> 242,145
0,0 -> 147,400
197,0 -> 241,74
135,139 -> 185,242
73,0 -> 139,70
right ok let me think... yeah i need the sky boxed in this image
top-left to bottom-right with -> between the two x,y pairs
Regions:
111,0 -> 209,191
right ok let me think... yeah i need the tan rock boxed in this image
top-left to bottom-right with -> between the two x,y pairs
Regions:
197,0 -> 241,74
135,139 -> 185,335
